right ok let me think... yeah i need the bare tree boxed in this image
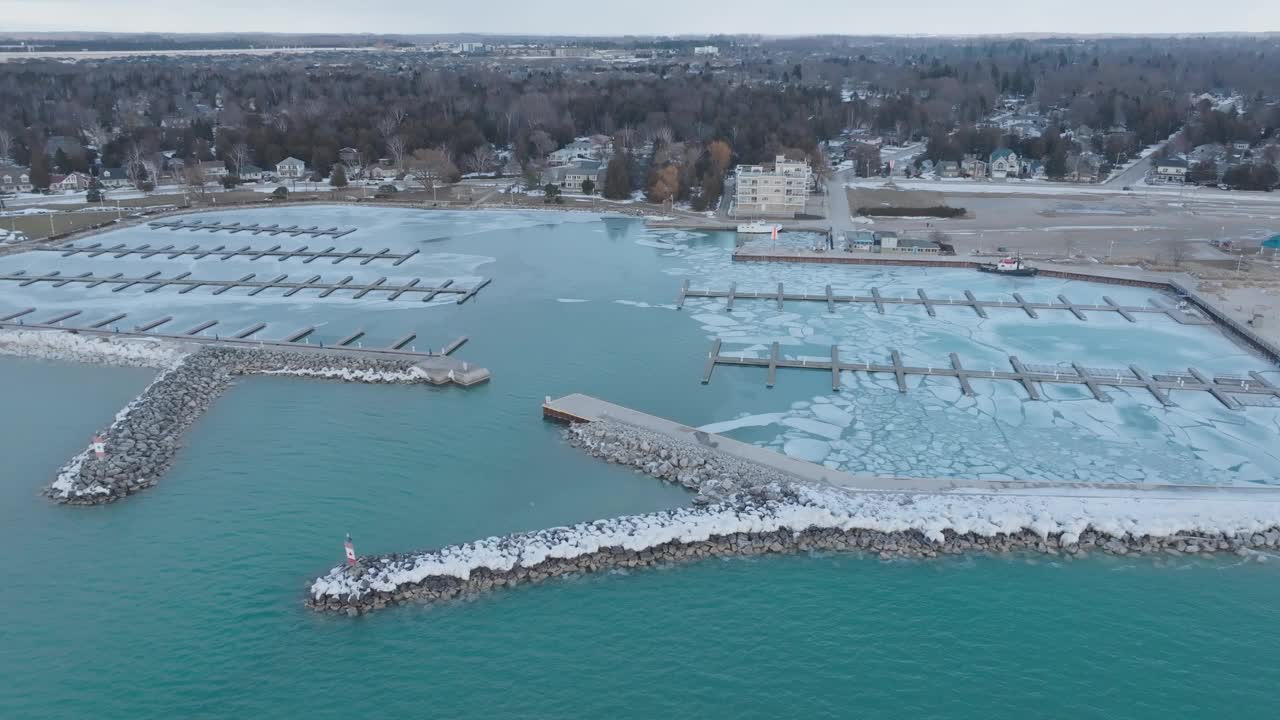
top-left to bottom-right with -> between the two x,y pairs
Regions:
376,115 -> 399,141
0,128 -> 14,163
386,135 -> 408,170
183,163 -> 208,197
466,144 -> 497,174
408,148 -> 460,191
80,122 -> 112,149
124,143 -> 147,188
1163,239 -> 1190,268
228,142 -> 252,176
528,130 -> 556,159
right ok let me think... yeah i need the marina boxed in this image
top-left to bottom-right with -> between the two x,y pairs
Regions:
699,339 -> 1280,410
41,242 -> 420,266
147,219 -> 357,238
0,270 -> 491,303
675,280 -> 1209,324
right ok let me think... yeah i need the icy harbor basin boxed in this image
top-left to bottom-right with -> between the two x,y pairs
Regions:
2,205 -> 1278,487
5,207 -> 1280,718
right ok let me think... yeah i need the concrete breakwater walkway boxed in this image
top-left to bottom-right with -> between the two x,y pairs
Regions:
306,402 -> 1280,616
41,343 -> 466,505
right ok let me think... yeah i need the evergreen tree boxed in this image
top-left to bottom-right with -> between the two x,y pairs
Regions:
53,148 -> 70,174
580,178 -> 595,195
603,154 -> 632,200
29,151 -> 50,190
86,177 -> 104,203
330,163 -> 349,188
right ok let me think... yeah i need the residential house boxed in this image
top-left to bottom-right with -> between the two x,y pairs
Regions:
961,156 -> 987,179
693,46 -> 719,55
1230,141 -> 1252,160
238,164 -> 265,182
1023,160 -> 1046,180
920,159 -> 936,175
338,147 -> 361,166
54,172 -> 91,192
276,157 -> 307,178
548,139 -> 597,166
1068,152 -> 1103,183
541,160 -> 605,193
0,166 -> 32,193
989,149 -> 1020,179
97,167 -> 131,188
1154,156 -> 1188,184
198,160 -> 228,179
733,155 -> 814,218
937,161 -> 960,178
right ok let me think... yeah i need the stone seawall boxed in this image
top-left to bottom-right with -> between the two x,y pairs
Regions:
306,418 -> 1280,615
47,345 -> 437,504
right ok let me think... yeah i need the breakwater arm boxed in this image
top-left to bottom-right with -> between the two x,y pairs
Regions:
37,341 -> 466,504
308,481 -> 1280,616
307,413 -> 1280,616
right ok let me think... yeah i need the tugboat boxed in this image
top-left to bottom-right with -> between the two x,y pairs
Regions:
977,255 -> 1038,277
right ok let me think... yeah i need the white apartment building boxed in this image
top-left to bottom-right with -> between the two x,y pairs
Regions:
733,155 -> 813,218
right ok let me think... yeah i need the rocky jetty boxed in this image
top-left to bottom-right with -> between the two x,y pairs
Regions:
47,345 -> 441,504
306,416 -> 1280,615
308,484 -> 1280,616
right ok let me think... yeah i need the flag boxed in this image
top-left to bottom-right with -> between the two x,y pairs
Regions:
91,435 -> 106,460
771,225 -> 778,241
344,534 -> 356,565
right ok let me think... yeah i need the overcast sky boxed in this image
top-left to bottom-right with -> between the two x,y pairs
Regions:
7,0 -> 1280,35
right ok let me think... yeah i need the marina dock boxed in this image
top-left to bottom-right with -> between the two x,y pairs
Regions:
676,280 -> 1208,324
42,242 -> 419,266
1,309 -> 488,385
147,220 -> 356,238
700,340 -> 1280,410
0,270 -> 489,304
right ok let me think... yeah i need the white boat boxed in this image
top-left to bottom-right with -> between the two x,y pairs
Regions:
737,222 -> 780,235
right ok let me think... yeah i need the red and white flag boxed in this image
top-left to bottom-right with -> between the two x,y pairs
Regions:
344,534 -> 357,565
91,435 -> 106,460
771,225 -> 778,241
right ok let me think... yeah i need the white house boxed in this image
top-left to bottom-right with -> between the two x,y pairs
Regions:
238,164 -> 265,182
0,166 -> 32,193
693,46 -> 719,55
989,149 -> 1020,179
97,167 -> 131,188
276,157 -> 306,178
1154,156 -> 1188,184
54,172 -> 91,192
197,160 -> 228,178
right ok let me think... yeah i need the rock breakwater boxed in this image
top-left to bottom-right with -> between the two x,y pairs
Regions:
46,344 -> 440,504
306,416 -> 1280,615
308,485 -> 1280,616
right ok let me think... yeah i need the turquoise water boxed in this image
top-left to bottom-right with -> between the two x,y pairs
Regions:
4,208 -> 1280,717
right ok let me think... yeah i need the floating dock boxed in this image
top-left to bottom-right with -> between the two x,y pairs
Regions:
700,340 -> 1280,410
43,242 -> 419,267
0,270 -> 489,304
675,280 -> 1208,325
147,220 -> 356,238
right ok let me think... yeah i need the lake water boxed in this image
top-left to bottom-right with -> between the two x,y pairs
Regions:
2,207 -> 1279,717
